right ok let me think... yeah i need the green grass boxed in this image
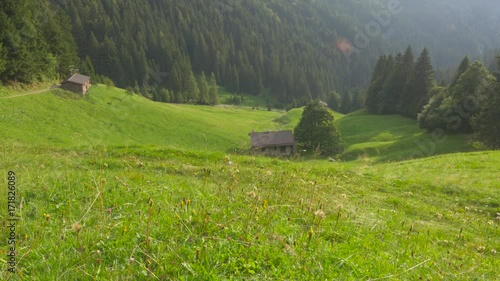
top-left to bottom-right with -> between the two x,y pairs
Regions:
0,86 -> 296,151
0,86 -> 498,280
338,110 -> 476,162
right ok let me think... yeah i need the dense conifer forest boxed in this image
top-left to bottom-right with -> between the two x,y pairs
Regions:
1,0 -> 499,109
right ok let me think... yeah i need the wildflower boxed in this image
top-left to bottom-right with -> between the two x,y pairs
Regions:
266,170 -> 272,176
44,213 -> 51,221
129,257 -> 135,264
476,246 -> 486,251
314,210 -> 326,219
465,206 -> 470,211
491,249 -> 497,255
263,200 -> 268,209
341,194 -> 347,199
436,213 -> 443,219
24,234 -> 28,239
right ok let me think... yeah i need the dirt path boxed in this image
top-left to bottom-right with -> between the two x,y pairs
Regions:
1,86 -> 58,99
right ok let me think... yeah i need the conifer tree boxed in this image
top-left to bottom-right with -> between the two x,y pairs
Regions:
340,92 -> 352,114
186,70 -> 199,103
208,72 -> 219,105
327,91 -> 341,112
399,48 -> 435,118
198,71 -> 209,105
380,46 -> 414,114
449,55 -> 470,89
366,55 -> 393,113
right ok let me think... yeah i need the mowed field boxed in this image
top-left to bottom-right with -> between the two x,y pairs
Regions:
0,86 -> 498,280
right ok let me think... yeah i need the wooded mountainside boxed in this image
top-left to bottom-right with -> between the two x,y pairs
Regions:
1,0 -> 499,108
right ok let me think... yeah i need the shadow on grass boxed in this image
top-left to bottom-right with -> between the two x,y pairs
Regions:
339,111 -> 477,163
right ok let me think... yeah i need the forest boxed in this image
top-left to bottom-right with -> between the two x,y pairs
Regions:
1,0 -> 499,109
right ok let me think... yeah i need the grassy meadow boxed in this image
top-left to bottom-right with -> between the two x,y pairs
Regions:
0,86 -> 498,280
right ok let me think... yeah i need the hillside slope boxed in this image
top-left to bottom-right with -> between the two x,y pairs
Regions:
0,86 -> 296,150
338,110 -> 476,162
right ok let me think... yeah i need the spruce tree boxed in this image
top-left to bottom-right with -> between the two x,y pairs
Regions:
450,56 -> 470,89
340,92 -> 352,114
381,46 -> 414,114
186,70 -> 199,104
0,43 -> 6,76
327,91 -> 341,112
399,48 -> 435,118
198,71 -> 209,105
366,55 -> 393,113
208,72 -> 219,105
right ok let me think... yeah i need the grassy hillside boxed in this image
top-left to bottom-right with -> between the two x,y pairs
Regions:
338,110 -> 476,162
0,86 -> 498,280
0,86 -> 297,151
0,145 -> 498,280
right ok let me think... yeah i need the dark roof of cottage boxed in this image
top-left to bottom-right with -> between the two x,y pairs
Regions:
249,130 -> 295,148
64,73 -> 90,85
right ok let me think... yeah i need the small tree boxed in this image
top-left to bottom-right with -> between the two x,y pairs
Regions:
294,100 -> 342,156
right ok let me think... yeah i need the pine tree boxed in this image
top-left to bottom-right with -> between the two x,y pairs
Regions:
208,72 -> 219,105
327,91 -> 341,112
0,43 -> 6,76
379,53 -> 403,114
340,92 -> 352,114
351,88 -> 366,112
366,55 -> 393,113
399,48 -> 435,118
80,56 -> 96,80
198,71 -> 209,105
186,70 -> 199,104
380,46 -> 414,114
449,55 -> 470,89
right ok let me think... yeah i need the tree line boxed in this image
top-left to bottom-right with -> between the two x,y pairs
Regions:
366,46 -> 500,149
1,0 -> 499,111
0,0 -> 78,83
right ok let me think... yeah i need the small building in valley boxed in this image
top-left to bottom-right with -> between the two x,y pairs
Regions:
61,73 -> 91,94
249,130 -> 296,156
